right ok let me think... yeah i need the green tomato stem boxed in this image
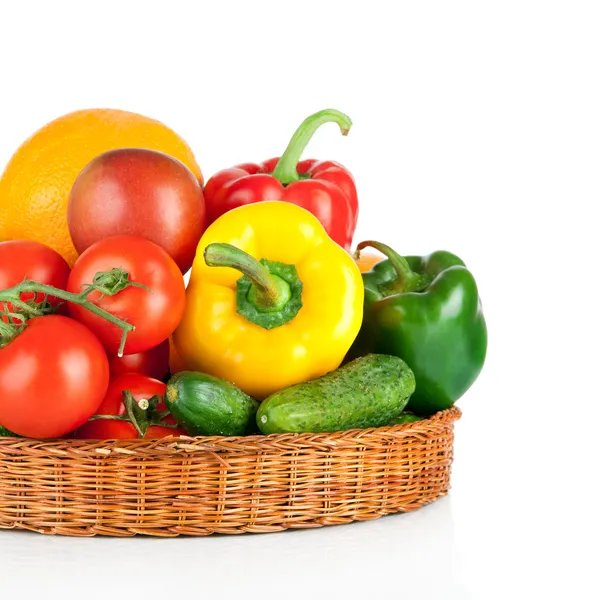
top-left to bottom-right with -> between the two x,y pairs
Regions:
6,297 -> 47,316
0,318 -> 19,340
0,268 -> 146,356
85,392 -> 176,438
122,390 -> 147,437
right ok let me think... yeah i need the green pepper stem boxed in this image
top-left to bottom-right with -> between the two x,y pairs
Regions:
204,243 -> 290,311
271,109 -> 352,185
0,268 -> 144,356
355,241 -> 431,293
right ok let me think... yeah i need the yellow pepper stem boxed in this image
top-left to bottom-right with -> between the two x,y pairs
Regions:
204,243 -> 304,329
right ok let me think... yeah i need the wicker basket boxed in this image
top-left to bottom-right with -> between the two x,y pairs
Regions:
0,407 -> 460,537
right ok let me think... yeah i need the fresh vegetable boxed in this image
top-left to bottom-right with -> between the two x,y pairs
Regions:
165,371 -> 259,436
0,263 -> 154,438
168,337 -> 189,375
0,240 -> 70,316
0,315 -> 109,438
75,373 -> 183,439
351,241 -> 487,415
173,201 -> 364,399
390,413 -> 424,425
0,425 -> 18,437
67,235 -> 186,356
0,106 -> 486,444
203,109 -> 358,250
109,339 -> 170,381
0,108 -> 202,266
68,148 -> 206,274
257,354 -> 415,434
0,264 -> 143,356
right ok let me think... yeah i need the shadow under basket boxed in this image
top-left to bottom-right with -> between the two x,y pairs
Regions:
0,407 -> 461,537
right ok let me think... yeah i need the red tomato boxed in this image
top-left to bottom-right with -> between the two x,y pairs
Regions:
0,315 -> 109,438
109,339 -> 170,380
74,373 -> 183,439
0,240 -> 71,318
67,235 -> 186,355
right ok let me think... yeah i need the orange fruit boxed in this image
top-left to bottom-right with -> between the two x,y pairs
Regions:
355,250 -> 384,273
0,109 -> 202,266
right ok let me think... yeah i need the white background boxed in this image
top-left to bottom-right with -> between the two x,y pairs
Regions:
1,1 -> 599,598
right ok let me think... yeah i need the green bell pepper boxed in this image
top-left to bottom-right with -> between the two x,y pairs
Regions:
350,241 -> 487,416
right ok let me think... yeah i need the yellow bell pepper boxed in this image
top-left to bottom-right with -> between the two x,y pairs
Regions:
173,202 -> 364,399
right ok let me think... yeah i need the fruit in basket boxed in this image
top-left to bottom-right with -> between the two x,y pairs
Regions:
173,201 -> 364,399
0,315 -> 109,438
67,235 -> 186,356
109,339 -> 170,381
0,240 -> 71,316
350,241 -> 487,416
203,109 -> 358,250
165,371 -> 259,436
0,252 -> 177,447
68,149 -> 206,274
256,354 -> 415,434
0,250 -> 164,360
0,108 -> 202,266
74,373 -> 184,439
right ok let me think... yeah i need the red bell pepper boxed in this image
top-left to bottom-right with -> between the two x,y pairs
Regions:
203,109 -> 358,250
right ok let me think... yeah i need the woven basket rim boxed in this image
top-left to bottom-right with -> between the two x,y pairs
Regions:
1,407 -> 460,536
0,406 -> 461,458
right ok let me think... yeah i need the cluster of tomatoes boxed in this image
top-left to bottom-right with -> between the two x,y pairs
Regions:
0,235 -> 187,440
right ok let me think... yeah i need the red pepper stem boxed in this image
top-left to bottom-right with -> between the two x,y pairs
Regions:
204,243 -> 290,311
355,241 -> 431,293
271,109 -> 352,185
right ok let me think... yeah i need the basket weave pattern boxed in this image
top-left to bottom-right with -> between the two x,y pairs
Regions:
0,407 -> 460,537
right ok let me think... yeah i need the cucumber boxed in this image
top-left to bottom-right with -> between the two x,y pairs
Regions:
165,371 -> 259,436
257,354 -> 416,434
389,412 -> 424,425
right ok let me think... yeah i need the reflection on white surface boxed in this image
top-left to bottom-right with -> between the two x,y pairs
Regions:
0,496 -> 472,599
